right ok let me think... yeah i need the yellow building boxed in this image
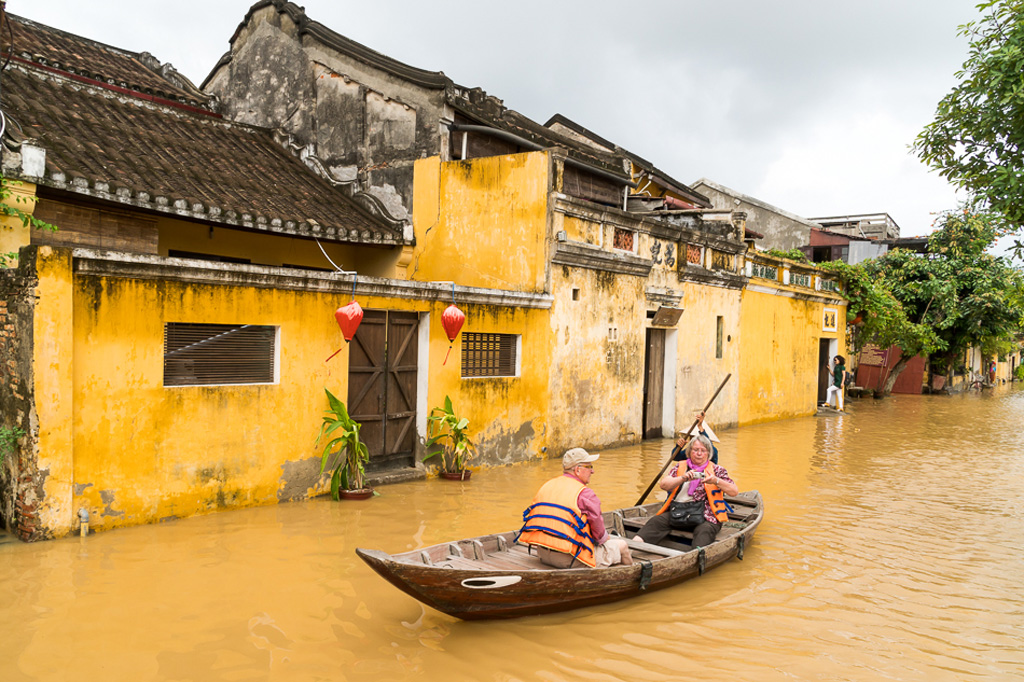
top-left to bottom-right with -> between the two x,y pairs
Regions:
739,252 -> 847,424
1,9 -> 847,542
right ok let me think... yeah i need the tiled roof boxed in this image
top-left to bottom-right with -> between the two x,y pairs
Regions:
7,14 -> 211,108
1,17 -> 409,247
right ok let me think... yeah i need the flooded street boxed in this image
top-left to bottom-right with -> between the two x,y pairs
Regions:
2,388 -> 1023,681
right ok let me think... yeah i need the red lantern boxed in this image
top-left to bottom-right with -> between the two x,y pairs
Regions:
335,300 -> 364,342
441,304 -> 465,365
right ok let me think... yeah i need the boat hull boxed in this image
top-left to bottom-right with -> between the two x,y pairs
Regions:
357,490 -> 763,620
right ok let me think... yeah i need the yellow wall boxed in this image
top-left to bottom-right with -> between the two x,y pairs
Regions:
547,264 -> 648,451
435,304 -> 553,466
19,245 -> 553,536
0,180 -> 37,267
673,282 -> 743,429
739,275 -> 846,425
32,247 -> 75,534
411,153 -> 550,292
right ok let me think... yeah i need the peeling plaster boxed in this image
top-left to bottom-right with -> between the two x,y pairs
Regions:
99,489 -> 125,518
277,457 -> 322,501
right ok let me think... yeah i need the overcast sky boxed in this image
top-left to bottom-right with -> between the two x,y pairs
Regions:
20,0 -> 981,239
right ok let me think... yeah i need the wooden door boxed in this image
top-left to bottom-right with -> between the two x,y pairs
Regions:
382,312 -> 418,471
643,329 -> 665,440
347,310 -> 418,472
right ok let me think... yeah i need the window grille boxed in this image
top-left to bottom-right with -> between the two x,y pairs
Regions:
792,273 -> 811,287
711,251 -> 733,271
751,263 -> 778,280
820,279 -> 840,293
686,244 -> 702,265
462,332 -> 519,378
164,323 -> 276,387
613,228 -> 634,251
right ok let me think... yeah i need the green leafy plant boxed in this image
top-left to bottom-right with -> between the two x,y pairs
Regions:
0,425 -> 25,465
1015,364 -> 1024,382
315,388 -> 370,498
1,175 -> 58,266
763,248 -> 808,262
425,395 -> 477,475
913,0 -> 1024,253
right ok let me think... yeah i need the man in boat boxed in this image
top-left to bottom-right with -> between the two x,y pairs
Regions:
634,434 -> 739,548
518,448 -> 633,569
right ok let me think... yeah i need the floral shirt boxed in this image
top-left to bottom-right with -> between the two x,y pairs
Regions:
668,462 -> 734,524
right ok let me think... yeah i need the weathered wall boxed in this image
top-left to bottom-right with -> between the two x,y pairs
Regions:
411,153 -> 550,292
547,264 -> 647,451
692,181 -> 814,252
739,258 -> 847,425
8,247 -> 552,538
204,4 -> 446,221
673,282 -> 742,430
442,303 -> 552,467
0,248 -> 38,538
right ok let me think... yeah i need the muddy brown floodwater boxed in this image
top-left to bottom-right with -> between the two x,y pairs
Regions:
2,387 -> 1023,681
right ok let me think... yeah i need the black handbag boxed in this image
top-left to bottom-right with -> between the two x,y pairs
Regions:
668,500 -> 706,530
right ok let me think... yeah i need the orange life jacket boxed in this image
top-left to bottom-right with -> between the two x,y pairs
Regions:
517,475 -> 597,567
655,462 -> 730,524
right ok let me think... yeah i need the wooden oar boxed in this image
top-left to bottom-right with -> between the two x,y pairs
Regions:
634,373 -> 731,506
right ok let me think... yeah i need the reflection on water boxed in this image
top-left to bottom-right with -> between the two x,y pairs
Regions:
2,388 -> 1024,681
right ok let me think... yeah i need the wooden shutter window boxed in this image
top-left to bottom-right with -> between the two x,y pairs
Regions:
164,323 -> 276,387
461,332 -> 518,378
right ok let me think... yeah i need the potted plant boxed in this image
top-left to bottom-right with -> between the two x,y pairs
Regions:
425,395 -> 477,480
315,388 -> 373,500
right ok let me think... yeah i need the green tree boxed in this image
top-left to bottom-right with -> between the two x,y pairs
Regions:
828,208 -> 1024,394
823,206 -> 1024,393
877,210 -> 1023,381
820,258 -> 942,395
913,1 -> 1024,249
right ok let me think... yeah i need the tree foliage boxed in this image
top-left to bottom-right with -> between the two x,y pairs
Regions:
913,1 -> 1024,248
822,208 -> 1024,393
872,209 -> 1024,374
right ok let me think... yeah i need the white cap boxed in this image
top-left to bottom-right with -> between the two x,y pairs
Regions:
685,422 -> 720,443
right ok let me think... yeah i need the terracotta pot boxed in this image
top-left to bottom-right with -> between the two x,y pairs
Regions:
440,470 -> 472,481
847,311 -> 864,325
339,488 -> 374,500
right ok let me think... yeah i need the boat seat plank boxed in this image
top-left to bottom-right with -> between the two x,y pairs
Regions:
437,556 -> 492,570
625,538 -> 685,557
490,552 -> 548,569
473,554 -> 545,571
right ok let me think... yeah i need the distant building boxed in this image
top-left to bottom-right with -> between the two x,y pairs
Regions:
808,213 -> 900,241
689,179 -> 818,251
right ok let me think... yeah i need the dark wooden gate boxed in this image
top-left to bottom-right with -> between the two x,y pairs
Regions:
643,329 -> 666,439
347,310 -> 418,472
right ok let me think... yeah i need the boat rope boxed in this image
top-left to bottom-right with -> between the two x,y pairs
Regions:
697,547 -> 707,576
638,559 -> 653,591
737,535 -> 745,560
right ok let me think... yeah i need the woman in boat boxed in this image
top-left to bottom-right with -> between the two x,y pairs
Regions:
634,435 -> 739,548
518,448 -> 633,568
672,411 -> 719,464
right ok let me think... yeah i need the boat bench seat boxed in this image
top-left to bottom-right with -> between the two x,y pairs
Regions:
624,538 -> 685,557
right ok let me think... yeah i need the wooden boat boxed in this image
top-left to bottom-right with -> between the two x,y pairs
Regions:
356,490 -> 763,620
